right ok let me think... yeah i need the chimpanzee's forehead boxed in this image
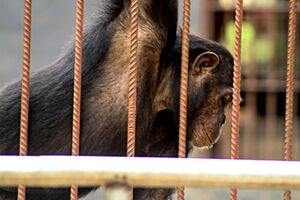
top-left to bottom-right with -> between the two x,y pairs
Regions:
174,34 -> 233,63
189,35 -> 232,58
213,66 -> 234,87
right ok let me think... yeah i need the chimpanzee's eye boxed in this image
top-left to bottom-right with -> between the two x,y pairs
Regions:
221,93 -> 232,105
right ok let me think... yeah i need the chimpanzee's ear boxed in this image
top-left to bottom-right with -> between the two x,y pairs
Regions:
192,51 -> 220,75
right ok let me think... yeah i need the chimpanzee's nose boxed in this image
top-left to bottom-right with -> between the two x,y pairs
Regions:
221,115 -> 226,125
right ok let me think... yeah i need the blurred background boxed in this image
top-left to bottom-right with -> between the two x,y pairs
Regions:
0,0 -> 299,199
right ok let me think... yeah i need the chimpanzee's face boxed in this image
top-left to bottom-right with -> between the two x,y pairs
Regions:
188,84 -> 233,149
187,43 -> 234,149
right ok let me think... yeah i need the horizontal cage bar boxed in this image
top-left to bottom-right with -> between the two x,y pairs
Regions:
0,156 -> 300,190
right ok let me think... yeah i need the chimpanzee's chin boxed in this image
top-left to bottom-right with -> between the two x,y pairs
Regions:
192,143 -> 214,151
190,139 -> 214,150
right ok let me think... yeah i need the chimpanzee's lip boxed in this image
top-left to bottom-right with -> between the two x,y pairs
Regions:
191,141 -> 214,150
190,135 -> 215,150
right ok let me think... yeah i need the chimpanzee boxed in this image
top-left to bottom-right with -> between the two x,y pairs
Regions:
0,0 -> 233,199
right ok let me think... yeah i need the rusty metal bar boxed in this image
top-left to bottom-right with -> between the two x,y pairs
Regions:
127,0 -> 138,158
1,156 -> 300,190
178,0 -> 191,199
70,0 -> 84,200
127,0 -> 139,199
284,0 -> 297,199
18,0 -> 32,200
230,0 -> 243,199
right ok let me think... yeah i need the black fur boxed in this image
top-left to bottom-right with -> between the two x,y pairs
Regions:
0,1 -> 233,199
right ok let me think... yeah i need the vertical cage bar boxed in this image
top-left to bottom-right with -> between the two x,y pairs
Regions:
18,0 -> 32,200
127,0 -> 139,199
177,0 -> 191,199
230,0 -> 243,199
127,0 -> 138,158
70,0 -> 84,200
284,0 -> 297,199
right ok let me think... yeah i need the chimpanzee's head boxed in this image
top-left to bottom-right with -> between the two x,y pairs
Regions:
187,35 -> 233,149
153,33 -> 233,150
